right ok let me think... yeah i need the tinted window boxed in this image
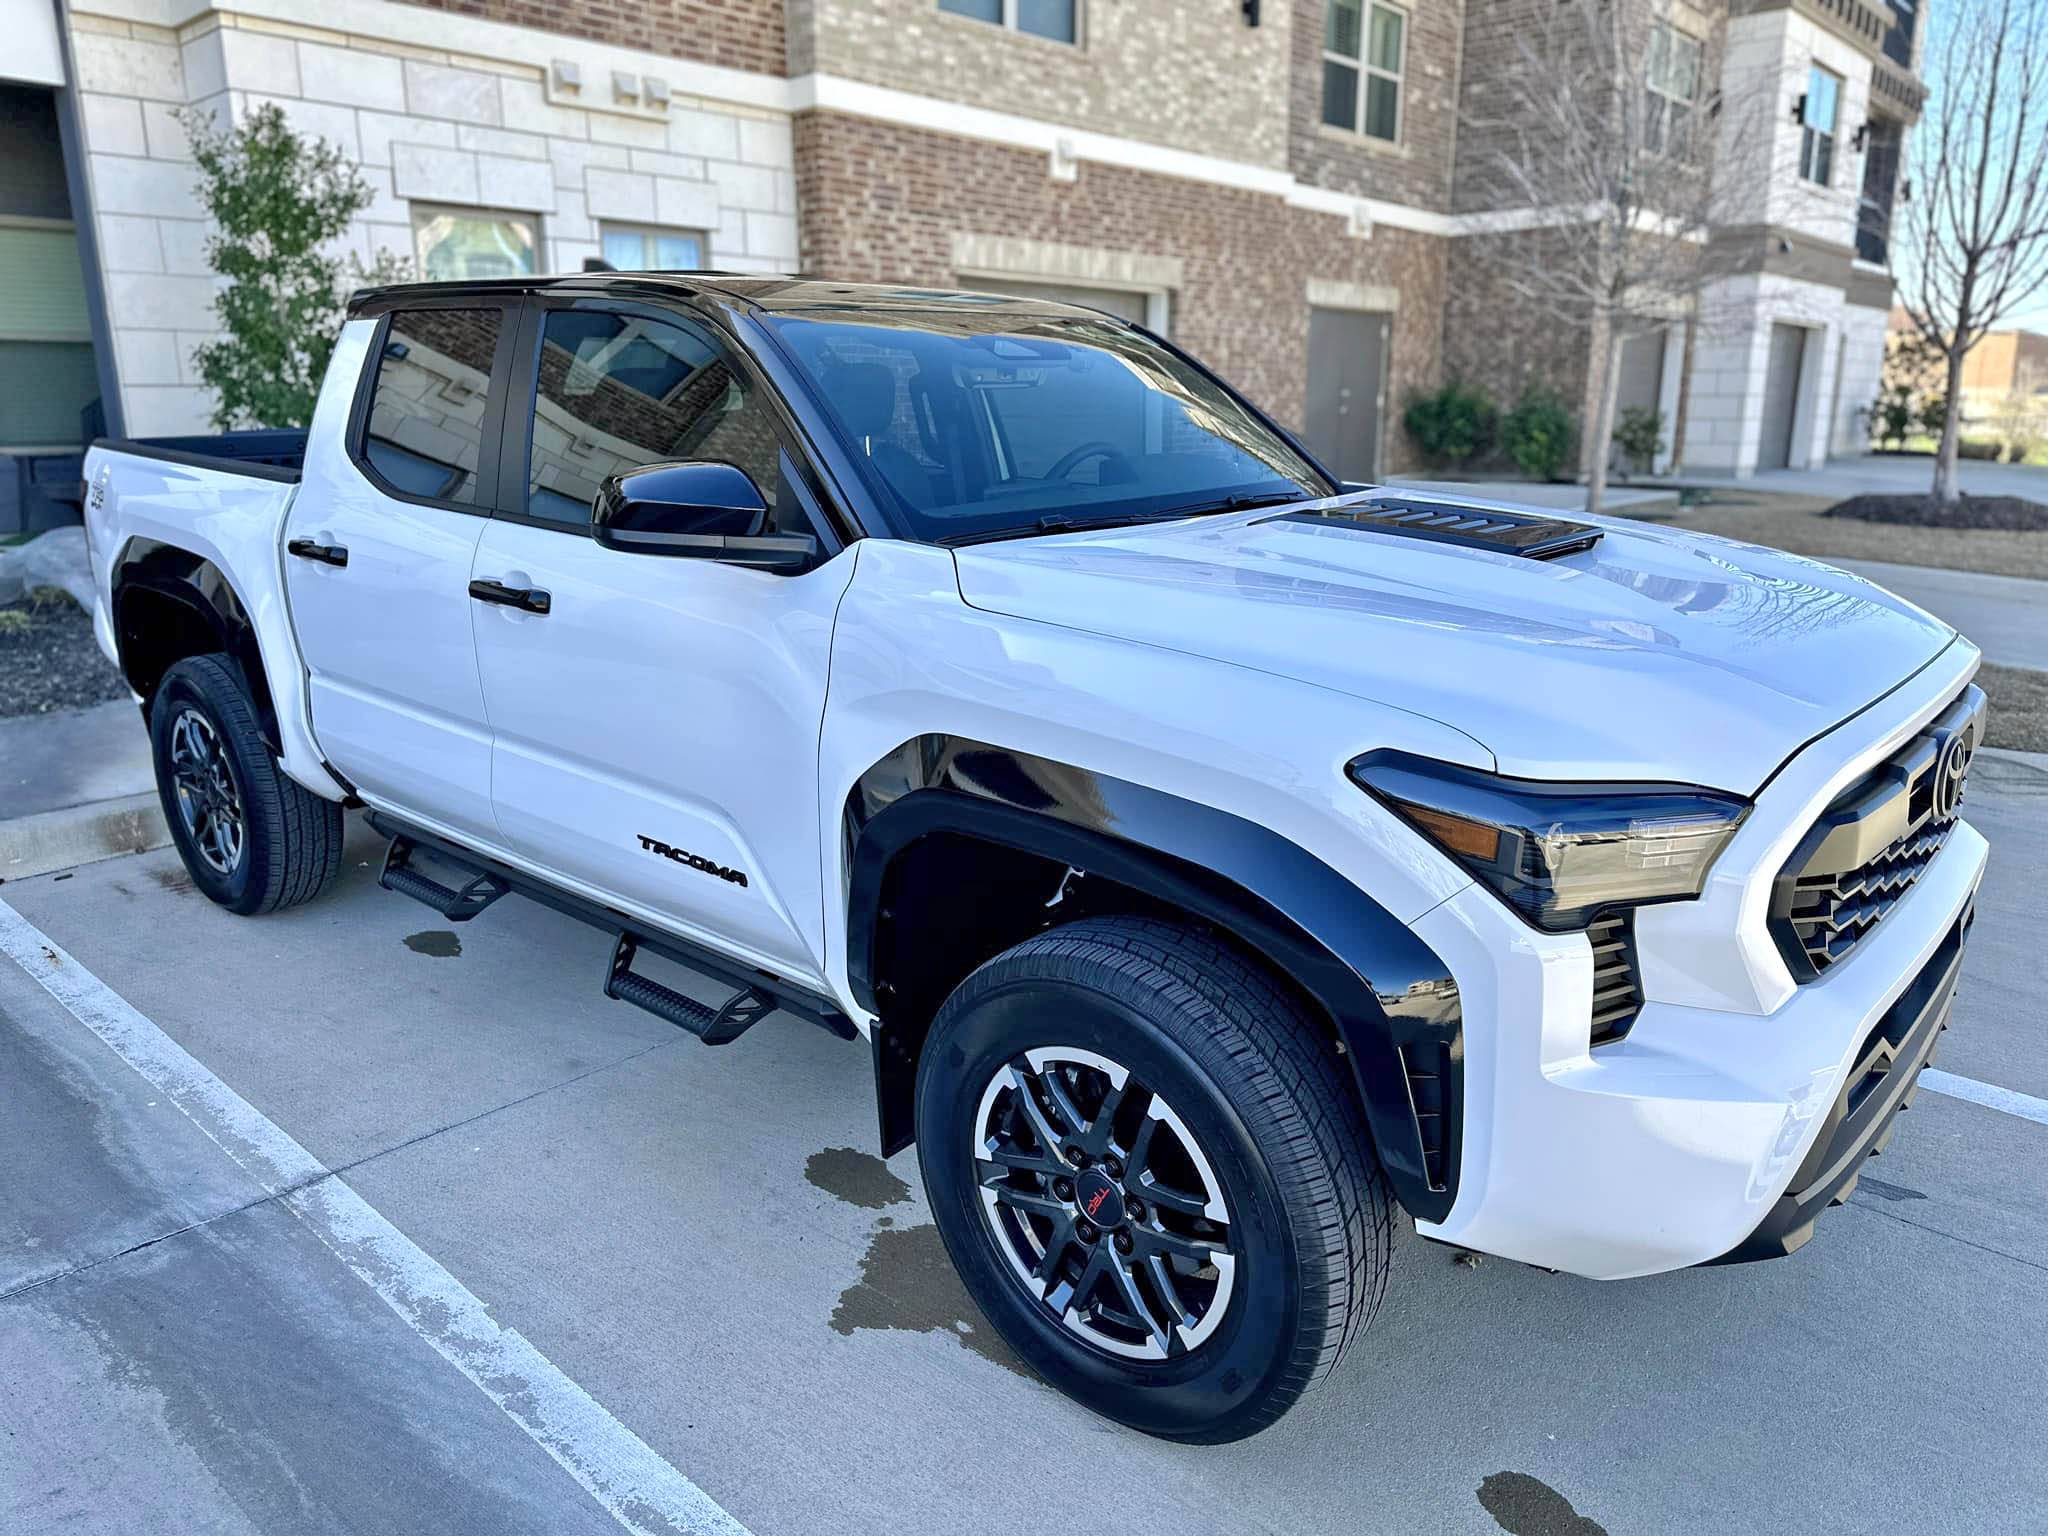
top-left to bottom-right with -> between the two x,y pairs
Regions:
525,307 -> 791,530
765,308 -> 1326,544
362,307 -> 503,505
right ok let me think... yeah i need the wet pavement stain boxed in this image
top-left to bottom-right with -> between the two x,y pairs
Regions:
1858,1175 -> 1928,1202
1477,1472 -> 1608,1536
830,1222 -> 1032,1379
149,866 -> 194,895
805,1146 -> 911,1209
402,930 -> 462,959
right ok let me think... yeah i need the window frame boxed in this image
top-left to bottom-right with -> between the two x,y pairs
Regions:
1799,64 -> 1843,187
598,222 -> 710,273
410,203 -> 544,284
1321,0 -> 1408,145
345,301 -> 520,517
1643,20 -> 1701,159
491,294 -> 847,559
936,0 -> 1082,47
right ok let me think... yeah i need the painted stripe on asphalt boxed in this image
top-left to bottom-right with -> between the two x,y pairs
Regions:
1922,1068 -> 2048,1126
0,898 -> 751,1536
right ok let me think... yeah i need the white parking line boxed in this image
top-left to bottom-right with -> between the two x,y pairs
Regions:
0,899 -> 751,1536
1922,1068 -> 2048,1127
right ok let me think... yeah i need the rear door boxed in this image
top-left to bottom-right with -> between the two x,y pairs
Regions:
283,302 -> 514,843
469,297 -> 854,980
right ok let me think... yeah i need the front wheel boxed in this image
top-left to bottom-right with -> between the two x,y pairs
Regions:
916,916 -> 1395,1442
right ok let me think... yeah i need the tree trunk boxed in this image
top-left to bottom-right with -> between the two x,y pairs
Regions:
1931,343 -> 1968,506
1584,330 -> 1623,517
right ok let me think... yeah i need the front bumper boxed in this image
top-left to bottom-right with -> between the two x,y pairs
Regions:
1408,816 -> 1986,1280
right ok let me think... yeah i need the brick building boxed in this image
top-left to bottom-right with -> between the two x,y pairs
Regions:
0,0 -> 1927,529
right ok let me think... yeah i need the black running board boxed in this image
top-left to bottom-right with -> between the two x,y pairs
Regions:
366,811 -> 856,1045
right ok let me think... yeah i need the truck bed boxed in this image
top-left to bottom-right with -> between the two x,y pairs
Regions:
90,429 -> 307,484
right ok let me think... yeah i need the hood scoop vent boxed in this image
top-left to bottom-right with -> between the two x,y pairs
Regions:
1261,496 -> 1603,561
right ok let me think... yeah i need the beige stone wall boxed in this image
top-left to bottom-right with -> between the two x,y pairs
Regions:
795,0 -> 1295,170
794,110 -> 1448,474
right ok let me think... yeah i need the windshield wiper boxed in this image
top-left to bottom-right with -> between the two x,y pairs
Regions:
1150,488 -> 1316,520
937,512 -> 1160,547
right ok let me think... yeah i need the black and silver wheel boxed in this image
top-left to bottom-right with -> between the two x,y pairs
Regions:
918,915 -> 1395,1443
149,654 -> 344,915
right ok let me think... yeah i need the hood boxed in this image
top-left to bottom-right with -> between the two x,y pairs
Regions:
951,494 -> 1958,793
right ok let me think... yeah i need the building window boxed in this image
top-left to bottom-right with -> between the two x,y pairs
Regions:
1799,65 -> 1842,186
412,206 -> 540,282
600,224 -> 706,272
937,0 -> 1078,45
1856,117 -> 1902,264
1322,1 -> 1405,143
1644,22 -> 1701,156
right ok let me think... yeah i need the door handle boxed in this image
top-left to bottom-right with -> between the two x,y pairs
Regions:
287,537 -> 348,567
468,578 -> 551,615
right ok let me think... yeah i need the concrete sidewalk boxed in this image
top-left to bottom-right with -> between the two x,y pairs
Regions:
0,702 -> 165,882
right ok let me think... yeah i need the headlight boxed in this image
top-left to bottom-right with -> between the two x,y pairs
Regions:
1348,750 -> 1749,932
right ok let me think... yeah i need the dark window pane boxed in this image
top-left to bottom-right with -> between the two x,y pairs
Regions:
938,0 -> 1001,19
526,309 -> 785,529
363,307 -> 501,504
1326,0 -> 1362,57
1323,60 -> 1359,129
1365,75 -> 1399,140
1368,4 -> 1403,72
1017,0 -> 1075,40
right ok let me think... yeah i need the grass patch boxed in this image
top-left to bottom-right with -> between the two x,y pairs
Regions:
1978,663 -> 2048,756
1616,490 -> 2048,580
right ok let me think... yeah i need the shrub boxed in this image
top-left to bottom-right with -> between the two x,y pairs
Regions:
1613,406 -> 1664,478
181,104 -> 387,430
1916,393 -> 1950,439
1501,387 -> 1574,481
1402,381 -> 1497,469
1870,390 -> 1915,450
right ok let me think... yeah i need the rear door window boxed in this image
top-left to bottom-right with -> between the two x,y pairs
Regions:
359,306 -> 506,506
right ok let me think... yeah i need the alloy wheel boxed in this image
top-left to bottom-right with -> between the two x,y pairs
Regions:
167,707 -> 245,876
972,1046 -> 1237,1361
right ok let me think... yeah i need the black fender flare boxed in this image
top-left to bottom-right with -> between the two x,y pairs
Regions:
844,735 -> 1464,1223
109,538 -> 281,748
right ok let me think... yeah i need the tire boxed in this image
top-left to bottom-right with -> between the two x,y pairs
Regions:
149,654 -> 344,916
915,914 -> 1395,1443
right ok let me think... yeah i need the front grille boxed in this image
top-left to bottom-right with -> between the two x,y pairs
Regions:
1770,685 -> 1985,980
1587,912 -> 1643,1045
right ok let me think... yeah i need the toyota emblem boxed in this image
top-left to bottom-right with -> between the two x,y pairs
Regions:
1931,727 -> 1973,820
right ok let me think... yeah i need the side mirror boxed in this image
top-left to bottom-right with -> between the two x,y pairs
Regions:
593,461 -> 817,571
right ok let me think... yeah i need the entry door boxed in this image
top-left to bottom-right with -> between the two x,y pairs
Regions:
1759,323 -> 1807,470
284,304 -> 513,844
1305,307 -> 1389,485
471,301 -> 854,980
1610,327 -> 1668,474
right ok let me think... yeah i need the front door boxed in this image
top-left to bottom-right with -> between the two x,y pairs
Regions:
1759,322 -> 1807,470
470,299 -> 854,981
283,302 -> 513,843
1304,306 -> 1389,485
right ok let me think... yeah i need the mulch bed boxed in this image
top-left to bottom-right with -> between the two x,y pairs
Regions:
0,593 -> 132,717
1824,494 -> 2048,532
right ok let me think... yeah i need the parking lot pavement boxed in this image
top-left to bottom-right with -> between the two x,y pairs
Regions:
3,781 -> 2045,1536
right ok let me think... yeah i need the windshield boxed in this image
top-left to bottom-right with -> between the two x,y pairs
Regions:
761,308 -> 1331,543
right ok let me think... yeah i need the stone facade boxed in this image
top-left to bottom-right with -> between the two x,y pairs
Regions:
794,111 -> 1447,473
68,3 -> 797,434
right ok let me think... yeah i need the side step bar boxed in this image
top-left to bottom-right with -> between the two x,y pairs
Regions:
605,934 -> 775,1045
366,811 -> 856,1046
381,835 -> 510,921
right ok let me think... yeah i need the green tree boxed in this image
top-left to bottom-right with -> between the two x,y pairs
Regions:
181,104 -> 381,429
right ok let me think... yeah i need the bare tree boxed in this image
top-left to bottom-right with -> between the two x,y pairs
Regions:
1892,0 -> 2048,505
1458,0 -> 1781,514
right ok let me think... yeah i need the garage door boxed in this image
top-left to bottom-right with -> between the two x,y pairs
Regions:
958,277 -> 1153,325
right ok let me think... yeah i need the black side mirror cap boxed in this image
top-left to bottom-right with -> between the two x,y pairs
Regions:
593,460 -> 815,570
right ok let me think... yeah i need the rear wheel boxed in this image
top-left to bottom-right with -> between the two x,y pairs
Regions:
916,915 -> 1395,1442
149,655 -> 344,915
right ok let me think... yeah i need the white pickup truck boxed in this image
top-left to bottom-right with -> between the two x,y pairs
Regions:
84,274 -> 1987,1442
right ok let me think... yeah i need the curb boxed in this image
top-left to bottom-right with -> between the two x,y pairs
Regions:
0,793 -> 169,884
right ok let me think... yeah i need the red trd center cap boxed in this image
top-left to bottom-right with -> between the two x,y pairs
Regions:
1074,1168 -> 1125,1230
